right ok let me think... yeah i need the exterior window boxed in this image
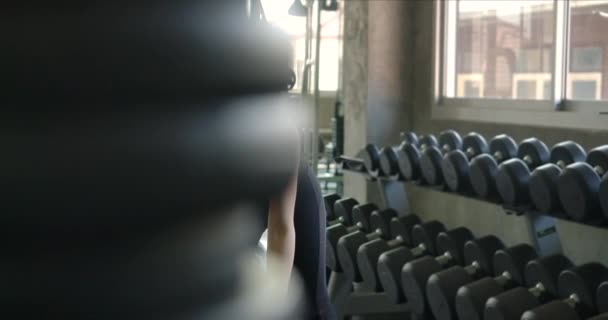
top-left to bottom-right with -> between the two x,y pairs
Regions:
448,0 -> 555,100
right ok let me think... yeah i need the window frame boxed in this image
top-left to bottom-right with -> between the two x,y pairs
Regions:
432,0 -> 608,130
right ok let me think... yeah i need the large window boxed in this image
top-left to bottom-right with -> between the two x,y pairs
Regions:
435,0 -> 608,129
261,0 -> 341,92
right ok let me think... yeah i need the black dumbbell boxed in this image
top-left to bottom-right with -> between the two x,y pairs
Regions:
420,130 -> 463,186
496,138 -> 550,206
529,141 -> 587,214
336,208 -> 400,282
454,244 -> 538,320
377,221 -> 448,303
326,203 -> 378,272
357,144 -> 381,175
379,132 -> 424,177
558,145 -> 608,224
442,132 -> 489,192
521,263 -> 608,320
469,134 -> 518,199
327,197 -> 359,227
425,235 -> 505,320
358,219 -> 444,292
401,131 -> 420,146
484,254 -> 574,320
400,227 -> 475,316
379,133 -> 420,177
324,193 -> 341,222
601,176 -> 608,220
398,134 -> 439,182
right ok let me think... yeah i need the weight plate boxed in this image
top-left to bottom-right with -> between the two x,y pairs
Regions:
601,174 -> 608,221
529,164 -> 561,213
439,130 -> 463,153
517,138 -> 550,169
398,143 -> 422,180
411,221 -> 446,255
442,150 -> 470,192
558,263 -> 608,310
378,247 -> 416,304
492,244 -> 537,284
402,256 -> 443,315
379,146 -> 400,176
358,144 -> 380,174
524,254 -> 573,296
550,141 -> 586,167
401,131 -> 419,146
464,236 -> 505,273
496,159 -> 531,206
419,134 -> 439,150
558,163 -> 602,223
421,147 -> 444,185
587,145 -> 608,176
436,227 -> 474,265
462,132 -> 489,158
470,154 -> 499,198
597,281 -> 608,314
390,214 -> 422,247
489,135 -> 518,163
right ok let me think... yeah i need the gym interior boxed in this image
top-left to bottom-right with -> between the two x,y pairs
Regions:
6,1 -> 608,320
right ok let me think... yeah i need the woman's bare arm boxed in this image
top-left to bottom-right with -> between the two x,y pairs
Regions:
267,167 -> 298,292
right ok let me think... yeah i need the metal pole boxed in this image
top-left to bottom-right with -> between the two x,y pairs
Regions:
312,0 -> 322,174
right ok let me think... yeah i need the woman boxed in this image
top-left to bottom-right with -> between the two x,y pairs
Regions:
259,159 -> 335,320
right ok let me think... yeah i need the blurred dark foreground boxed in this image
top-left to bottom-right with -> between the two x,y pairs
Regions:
0,2 -> 303,319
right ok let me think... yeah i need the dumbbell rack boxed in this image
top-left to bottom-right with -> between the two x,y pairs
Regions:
329,156 -> 565,319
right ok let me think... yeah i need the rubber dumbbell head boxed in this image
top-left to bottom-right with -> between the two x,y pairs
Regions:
455,244 -> 538,320
597,281 -> 608,315
329,197 -> 359,226
357,144 -> 381,175
529,141 -> 586,213
401,227 -> 475,315
484,254 -> 574,320
558,145 -> 608,223
420,130 -> 463,186
379,145 -> 401,177
496,138 -> 550,206
378,220 -> 447,303
326,203 -> 378,272
357,214 -> 422,291
400,131 -> 419,146
470,134 -> 518,198
600,174 -> 608,220
442,132 -> 489,192
426,235 -> 505,320
398,134 -> 438,181
323,193 -> 341,222
336,208 -> 398,281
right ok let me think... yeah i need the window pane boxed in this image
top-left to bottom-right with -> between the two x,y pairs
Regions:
568,0 -> 608,100
450,0 -> 554,100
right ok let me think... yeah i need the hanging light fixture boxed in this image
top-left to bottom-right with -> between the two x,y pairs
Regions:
322,0 -> 338,11
288,0 -> 308,17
